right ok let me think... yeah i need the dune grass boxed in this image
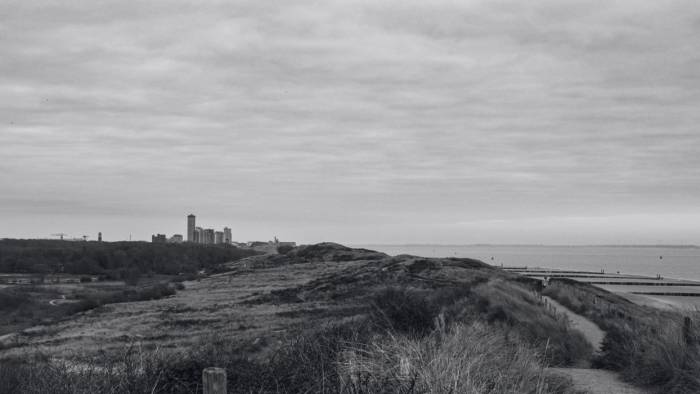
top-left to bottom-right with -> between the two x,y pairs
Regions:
543,279 -> 700,393
0,280 -> 587,393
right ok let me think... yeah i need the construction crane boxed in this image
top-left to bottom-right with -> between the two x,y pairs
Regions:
51,233 -> 68,240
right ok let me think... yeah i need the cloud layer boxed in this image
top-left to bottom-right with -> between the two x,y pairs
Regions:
2,0 -> 699,243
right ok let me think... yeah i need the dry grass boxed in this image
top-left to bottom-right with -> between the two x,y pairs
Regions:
0,245 -> 592,393
544,280 -> 700,393
338,321 -> 572,394
0,316 -> 578,394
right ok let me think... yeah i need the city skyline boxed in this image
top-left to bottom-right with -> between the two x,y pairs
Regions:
2,0 -> 699,245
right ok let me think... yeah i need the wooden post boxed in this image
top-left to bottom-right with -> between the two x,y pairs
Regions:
399,356 -> 411,380
203,367 -> 227,394
683,316 -> 694,345
339,350 -> 359,392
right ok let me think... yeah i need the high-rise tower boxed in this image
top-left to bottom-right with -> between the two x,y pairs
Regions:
187,214 -> 196,242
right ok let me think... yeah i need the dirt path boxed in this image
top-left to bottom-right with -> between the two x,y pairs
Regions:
542,296 -> 648,394
543,296 -> 605,353
548,368 -> 648,394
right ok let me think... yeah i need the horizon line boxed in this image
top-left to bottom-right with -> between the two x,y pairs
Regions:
351,243 -> 700,249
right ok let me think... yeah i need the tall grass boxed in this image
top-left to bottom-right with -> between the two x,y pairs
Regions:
448,280 -> 593,367
338,321 -> 568,394
0,281 -> 586,393
544,280 -> 700,393
0,319 -> 575,394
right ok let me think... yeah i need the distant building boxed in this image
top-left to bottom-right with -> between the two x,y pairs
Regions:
223,227 -> 232,244
194,227 -> 203,243
215,231 -> 224,244
204,229 -> 215,244
187,214 -> 196,242
169,234 -> 183,243
98,232 -> 102,242
270,236 -> 296,248
152,234 -> 167,243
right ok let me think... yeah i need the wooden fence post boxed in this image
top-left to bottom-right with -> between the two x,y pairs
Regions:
203,367 -> 227,394
683,316 -> 694,345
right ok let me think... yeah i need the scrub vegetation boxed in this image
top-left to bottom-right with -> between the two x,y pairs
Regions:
0,243 -> 592,393
544,279 -> 700,394
0,239 -> 258,280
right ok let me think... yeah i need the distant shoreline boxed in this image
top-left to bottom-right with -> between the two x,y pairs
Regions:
353,244 -> 700,249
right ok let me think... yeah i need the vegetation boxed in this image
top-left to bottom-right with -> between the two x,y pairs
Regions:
0,243 -> 591,393
0,239 -> 259,280
0,282 -> 180,337
544,279 -> 700,393
0,287 -> 578,393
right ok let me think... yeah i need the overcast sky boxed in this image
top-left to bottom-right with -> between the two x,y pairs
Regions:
1,0 -> 699,244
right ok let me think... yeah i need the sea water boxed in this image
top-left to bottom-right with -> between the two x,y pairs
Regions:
353,245 -> 700,282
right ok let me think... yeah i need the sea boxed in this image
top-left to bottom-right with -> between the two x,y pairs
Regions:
353,245 -> 700,282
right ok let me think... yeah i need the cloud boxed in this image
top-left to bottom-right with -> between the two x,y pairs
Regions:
1,0 -> 699,243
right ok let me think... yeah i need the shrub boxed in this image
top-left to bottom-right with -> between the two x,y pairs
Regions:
277,244 -> 295,255
0,289 -> 26,312
369,287 -> 437,335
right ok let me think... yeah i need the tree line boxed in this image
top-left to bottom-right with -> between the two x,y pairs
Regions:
0,239 -> 258,281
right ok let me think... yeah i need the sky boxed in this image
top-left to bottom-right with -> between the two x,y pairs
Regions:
1,0 -> 699,244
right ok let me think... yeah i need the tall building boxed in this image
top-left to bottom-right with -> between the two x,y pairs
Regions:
187,214 -> 196,242
204,229 -> 215,244
223,227 -> 232,244
215,231 -> 224,244
98,232 -> 102,242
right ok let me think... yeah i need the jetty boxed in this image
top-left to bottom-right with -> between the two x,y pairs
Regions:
503,266 -> 700,308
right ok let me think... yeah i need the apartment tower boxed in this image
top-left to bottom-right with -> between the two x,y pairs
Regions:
187,214 -> 196,242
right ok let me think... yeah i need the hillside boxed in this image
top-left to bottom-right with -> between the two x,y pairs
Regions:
1,243 -> 602,393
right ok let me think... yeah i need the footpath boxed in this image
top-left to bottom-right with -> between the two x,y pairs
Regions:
543,296 -> 648,394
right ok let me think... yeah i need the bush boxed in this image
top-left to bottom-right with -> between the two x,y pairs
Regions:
277,244 -> 295,254
369,287 -> 437,335
72,283 -> 177,313
0,290 -> 26,312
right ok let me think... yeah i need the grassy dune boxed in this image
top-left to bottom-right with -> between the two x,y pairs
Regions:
0,243 -> 594,393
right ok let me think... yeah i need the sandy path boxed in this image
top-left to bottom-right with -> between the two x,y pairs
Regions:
543,296 -> 605,352
548,368 -> 648,394
542,296 -> 648,394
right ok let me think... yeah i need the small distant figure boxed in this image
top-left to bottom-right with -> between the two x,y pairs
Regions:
543,276 -> 550,288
